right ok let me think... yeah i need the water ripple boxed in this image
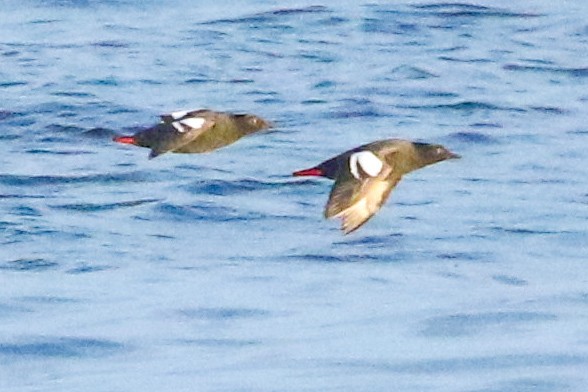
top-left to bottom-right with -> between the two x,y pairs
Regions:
178,307 -> 270,320
329,353 -> 586,374
334,233 -> 404,248
421,311 -> 557,337
490,226 -> 561,235
81,127 -> 119,139
0,303 -> 32,317
0,258 -> 59,272
0,337 -> 124,358
399,101 -> 526,112
363,3 -> 540,35
49,198 -> 160,212
66,264 -> 114,274
281,253 -> 381,263
0,81 -> 28,88
185,178 -> 301,196
410,3 -> 541,19
50,91 -> 96,98
504,64 -> 588,78
436,251 -> 490,261
528,106 -> 569,115
0,110 -> 18,120
492,274 -> 528,286
155,202 -> 264,223
25,148 -> 94,155
203,5 -> 330,25
0,193 -> 49,200
90,40 -> 130,49
447,131 -> 499,144
178,338 -> 260,348
389,65 -> 438,80
0,171 -> 151,187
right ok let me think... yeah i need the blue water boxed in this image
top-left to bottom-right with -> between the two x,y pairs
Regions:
1,0 -> 588,391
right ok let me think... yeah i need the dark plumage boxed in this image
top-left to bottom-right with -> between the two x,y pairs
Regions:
113,109 -> 272,158
293,139 -> 460,234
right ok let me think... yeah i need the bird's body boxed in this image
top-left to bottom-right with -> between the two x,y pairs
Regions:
113,109 -> 271,158
293,139 -> 460,234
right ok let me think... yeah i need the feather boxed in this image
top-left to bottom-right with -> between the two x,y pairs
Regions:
325,150 -> 399,234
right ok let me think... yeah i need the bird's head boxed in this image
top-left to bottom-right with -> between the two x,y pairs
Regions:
235,114 -> 273,133
414,142 -> 461,167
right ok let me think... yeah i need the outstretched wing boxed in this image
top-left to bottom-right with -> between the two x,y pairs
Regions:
148,111 -> 216,158
325,150 -> 400,234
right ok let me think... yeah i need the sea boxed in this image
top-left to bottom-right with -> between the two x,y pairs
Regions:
1,1 -> 587,391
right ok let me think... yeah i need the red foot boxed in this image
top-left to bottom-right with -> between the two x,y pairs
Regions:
292,167 -> 323,177
113,136 -> 136,145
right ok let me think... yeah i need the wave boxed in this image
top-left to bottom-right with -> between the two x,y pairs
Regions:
399,101 -> 526,112
0,171 -> 150,187
504,64 -> 588,78
202,5 -> 330,25
184,178 -> 305,196
0,258 -> 59,272
410,3 -> 541,19
178,307 -> 270,320
420,311 -> 557,337
154,202 -> 263,223
0,337 -> 124,358
447,131 -> 499,144
49,198 -> 160,212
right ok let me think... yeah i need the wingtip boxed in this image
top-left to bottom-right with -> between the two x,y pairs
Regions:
148,150 -> 161,159
327,199 -> 373,235
325,212 -> 364,235
341,225 -> 359,235
338,215 -> 366,235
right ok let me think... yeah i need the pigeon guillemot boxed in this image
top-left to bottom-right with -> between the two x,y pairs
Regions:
113,109 -> 272,158
293,139 -> 460,234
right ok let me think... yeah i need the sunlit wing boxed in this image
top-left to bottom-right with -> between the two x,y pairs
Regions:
325,150 -> 399,234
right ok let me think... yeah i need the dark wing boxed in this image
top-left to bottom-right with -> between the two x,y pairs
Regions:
159,109 -> 214,124
325,152 -> 400,234
148,113 -> 215,158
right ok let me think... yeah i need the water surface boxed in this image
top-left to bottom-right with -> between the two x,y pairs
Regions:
1,1 -> 587,391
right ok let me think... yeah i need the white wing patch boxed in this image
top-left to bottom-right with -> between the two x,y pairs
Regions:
349,151 -> 383,179
180,117 -> 206,130
172,122 -> 186,133
170,110 -> 188,120
170,117 -> 206,133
